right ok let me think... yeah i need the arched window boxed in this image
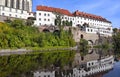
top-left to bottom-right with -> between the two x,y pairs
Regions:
22,0 -> 25,10
10,0 -> 14,8
81,34 -> 83,39
16,0 -> 20,9
5,0 -> 8,7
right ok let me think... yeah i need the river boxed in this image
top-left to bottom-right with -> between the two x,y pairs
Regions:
103,61 -> 120,77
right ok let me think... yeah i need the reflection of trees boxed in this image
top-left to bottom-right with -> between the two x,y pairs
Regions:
78,38 -> 88,60
113,29 -> 120,59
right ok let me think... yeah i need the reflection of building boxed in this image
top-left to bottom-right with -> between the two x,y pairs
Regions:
0,0 -> 33,20
34,5 -> 112,36
34,71 -> 55,77
73,56 -> 114,77
34,56 -> 114,77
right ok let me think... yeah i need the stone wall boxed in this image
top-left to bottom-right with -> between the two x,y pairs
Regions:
72,28 -> 99,43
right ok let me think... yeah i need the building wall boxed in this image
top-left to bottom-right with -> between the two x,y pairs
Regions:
34,11 -> 56,26
35,8 -> 112,36
0,0 -> 33,20
0,0 -> 32,12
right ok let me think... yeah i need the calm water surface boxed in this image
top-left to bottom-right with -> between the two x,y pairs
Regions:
103,61 -> 120,77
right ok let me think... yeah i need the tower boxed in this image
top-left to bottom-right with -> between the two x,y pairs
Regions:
0,0 -> 33,20
0,0 -> 32,12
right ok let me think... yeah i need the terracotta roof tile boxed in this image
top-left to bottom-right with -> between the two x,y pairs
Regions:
37,5 -> 73,16
73,10 -> 111,23
36,6 -> 111,23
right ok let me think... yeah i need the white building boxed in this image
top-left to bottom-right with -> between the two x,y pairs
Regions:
34,5 -> 74,26
0,0 -> 33,20
34,5 -> 113,36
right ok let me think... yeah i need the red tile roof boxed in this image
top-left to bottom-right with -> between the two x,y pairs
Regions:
36,5 -> 111,23
37,5 -> 73,16
73,10 -> 111,23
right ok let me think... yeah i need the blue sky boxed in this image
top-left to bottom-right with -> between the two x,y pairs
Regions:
33,0 -> 120,28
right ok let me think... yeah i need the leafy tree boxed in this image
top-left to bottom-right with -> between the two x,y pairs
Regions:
26,17 -> 36,26
10,19 -> 25,28
55,15 -> 61,26
113,32 -> 120,55
70,21 -> 72,26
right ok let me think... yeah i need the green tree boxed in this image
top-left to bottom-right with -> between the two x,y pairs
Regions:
26,17 -> 36,26
54,15 -> 61,26
10,19 -> 25,28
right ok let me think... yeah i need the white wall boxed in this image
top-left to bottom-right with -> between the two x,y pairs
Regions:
34,10 -> 112,36
34,11 -> 56,26
0,6 -> 33,19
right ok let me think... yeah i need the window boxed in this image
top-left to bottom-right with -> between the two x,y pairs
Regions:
16,0 -> 20,9
39,23 -> 41,25
22,0 -> 25,10
9,14 -> 11,16
2,13 -> 4,16
26,1 -> 29,11
44,13 -> 46,16
92,62 -> 94,65
44,76 -> 46,77
39,18 -> 41,21
88,29 -> 89,31
89,63 -> 90,66
81,34 -> 83,39
91,29 -> 93,32
39,13 -> 41,15
44,19 -> 46,21
68,18 -> 69,20
5,0 -> 8,7
10,0 -> 14,8
48,19 -> 50,21
48,75 -> 50,77
15,15 -> 17,17
48,14 -> 50,16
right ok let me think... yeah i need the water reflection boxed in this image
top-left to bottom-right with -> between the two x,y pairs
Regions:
34,49 -> 114,77
103,61 -> 120,77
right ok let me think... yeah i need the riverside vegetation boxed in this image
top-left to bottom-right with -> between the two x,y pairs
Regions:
113,28 -> 120,57
0,19 -> 75,49
0,19 -> 76,77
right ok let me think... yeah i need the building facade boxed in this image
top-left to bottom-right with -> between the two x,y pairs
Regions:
0,0 -> 33,20
34,5 -> 113,36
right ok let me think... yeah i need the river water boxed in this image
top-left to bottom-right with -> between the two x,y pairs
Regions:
103,61 -> 120,77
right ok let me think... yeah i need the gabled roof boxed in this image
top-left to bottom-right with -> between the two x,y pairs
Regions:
73,10 -> 111,23
37,5 -> 73,16
36,5 -> 111,23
